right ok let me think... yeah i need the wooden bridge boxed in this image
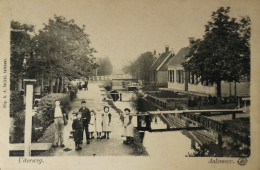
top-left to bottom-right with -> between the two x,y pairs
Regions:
133,109 -> 245,133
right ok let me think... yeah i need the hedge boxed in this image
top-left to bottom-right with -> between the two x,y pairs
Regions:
32,93 -> 71,142
10,93 -> 72,143
10,91 -> 24,117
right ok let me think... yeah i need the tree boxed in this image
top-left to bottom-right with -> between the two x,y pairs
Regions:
33,15 -> 97,93
182,7 -> 250,97
123,52 -> 155,85
10,21 -> 35,91
97,57 -> 113,76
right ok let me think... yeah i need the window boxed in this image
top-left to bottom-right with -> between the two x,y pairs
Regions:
168,70 -> 174,82
168,71 -> 170,82
189,72 -> 198,84
176,70 -> 184,83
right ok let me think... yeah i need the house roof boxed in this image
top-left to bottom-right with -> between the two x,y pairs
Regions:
157,53 -> 175,71
168,47 -> 190,66
151,51 -> 172,71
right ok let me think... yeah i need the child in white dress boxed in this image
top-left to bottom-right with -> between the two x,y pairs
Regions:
101,106 -> 112,139
122,108 -> 134,144
95,107 -> 103,139
89,110 -> 95,139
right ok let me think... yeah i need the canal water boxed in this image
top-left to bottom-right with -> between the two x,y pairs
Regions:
113,91 -> 195,157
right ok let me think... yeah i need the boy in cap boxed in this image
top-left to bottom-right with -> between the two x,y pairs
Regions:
72,112 -> 83,150
78,100 -> 91,144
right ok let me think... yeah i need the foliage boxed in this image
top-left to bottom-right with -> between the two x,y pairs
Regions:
189,140 -> 250,157
130,129 -> 148,156
10,91 -> 24,117
10,21 -> 35,90
11,16 -> 98,93
123,52 -> 155,84
182,7 -> 251,97
33,15 -> 97,80
136,97 -> 160,112
222,117 -> 250,144
32,93 -> 71,141
97,57 -> 113,76
37,123 -> 56,143
10,93 -> 72,143
10,111 -> 25,143
29,15 -> 97,93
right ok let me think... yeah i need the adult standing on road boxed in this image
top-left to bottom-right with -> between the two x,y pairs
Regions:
53,100 -> 68,148
84,81 -> 88,91
78,100 -> 91,144
78,82 -> 82,91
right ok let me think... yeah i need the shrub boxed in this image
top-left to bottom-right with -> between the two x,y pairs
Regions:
10,111 -> 25,143
131,129 -> 148,156
32,93 -> 71,142
10,91 -> 24,117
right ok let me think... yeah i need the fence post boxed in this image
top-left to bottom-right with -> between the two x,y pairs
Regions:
24,79 -> 36,156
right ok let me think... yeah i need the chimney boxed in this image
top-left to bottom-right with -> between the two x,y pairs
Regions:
153,49 -> 156,55
165,45 -> 169,52
188,37 -> 195,48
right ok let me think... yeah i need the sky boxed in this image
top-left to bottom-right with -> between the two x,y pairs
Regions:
7,0 -> 259,73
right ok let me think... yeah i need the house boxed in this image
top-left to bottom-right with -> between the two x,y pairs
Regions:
167,37 -> 250,97
150,46 -> 175,87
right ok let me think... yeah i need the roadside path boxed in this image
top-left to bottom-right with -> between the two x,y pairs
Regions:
50,82 -> 132,156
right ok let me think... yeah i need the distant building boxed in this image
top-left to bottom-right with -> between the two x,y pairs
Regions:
150,46 -> 175,87
167,37 -> 250,97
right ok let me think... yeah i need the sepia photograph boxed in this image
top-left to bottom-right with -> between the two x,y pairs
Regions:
1,0 -> 260,169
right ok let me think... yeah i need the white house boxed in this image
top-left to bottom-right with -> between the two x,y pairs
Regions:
167,38 -> 250,97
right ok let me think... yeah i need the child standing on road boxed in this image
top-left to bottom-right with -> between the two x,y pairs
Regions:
122,108 -> 134,144
72,112 -> 83,150
89,110 -> 96,139
95,106 -> 103,139
101,106 -> 112,139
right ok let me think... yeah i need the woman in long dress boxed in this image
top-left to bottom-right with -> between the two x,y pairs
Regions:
95,107 -> 103,139
89,110 -> 96,139
101,106 -> 112,139
122,108 -> 134,144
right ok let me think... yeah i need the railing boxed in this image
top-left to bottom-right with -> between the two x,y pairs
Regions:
135,109 -> 244,133
146,94 -> 188,109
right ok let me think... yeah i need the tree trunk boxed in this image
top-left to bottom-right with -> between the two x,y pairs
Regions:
58,77 -> 63,93
41,74 -> 44,95
216,80 -> 221,97
49,79 -> 53,94
55,78 -> 59,93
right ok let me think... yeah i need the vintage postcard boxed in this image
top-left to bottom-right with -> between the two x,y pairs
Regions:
0,0 -> 260,169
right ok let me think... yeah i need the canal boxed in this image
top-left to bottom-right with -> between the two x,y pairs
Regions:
111,90 -> 250,157
113,91 -> 196,157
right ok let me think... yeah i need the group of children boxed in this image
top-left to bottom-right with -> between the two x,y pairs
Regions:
72,105 -> 112,150
72,104 -> 135,150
